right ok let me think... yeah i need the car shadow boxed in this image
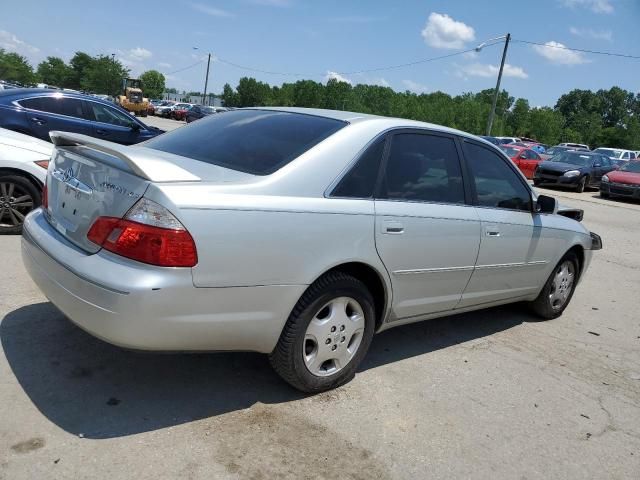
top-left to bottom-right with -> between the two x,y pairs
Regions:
591,193 -> 639,205
1,301 -> 526,439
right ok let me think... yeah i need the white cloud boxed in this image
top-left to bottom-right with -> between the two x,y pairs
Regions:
189,2 -> 235,17
421,13 -> 475,49
569,26 -> 612,41
532,41 -> 589,65
158,62 -> 172,68
461,63 -> 529,79
402,80 -> 429,94
560,0 -> 613,13
325,71 -> 352,85
366,77 -> 390,87
128,47 -> 152,60
0,30 -> 39,55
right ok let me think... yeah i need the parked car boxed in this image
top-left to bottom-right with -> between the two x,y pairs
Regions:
479,135 -> 500,146
533,150 -> 616,192
540,145 -> 588,161
0,127 -> 51,233
592,147 -> 637,166
154,101 -> 176,117
558,142 -> 589,150
500,145 -> 543,179
599,160 -> 640,200
496,136 -> 520,144
22,107 -> 601,392
171,103 -> 193,121
0,89 -> 164,145
185,105 -> 227,123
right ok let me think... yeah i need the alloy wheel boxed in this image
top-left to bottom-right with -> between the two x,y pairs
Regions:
0,181 -> 34,229
548,260 -> 575,310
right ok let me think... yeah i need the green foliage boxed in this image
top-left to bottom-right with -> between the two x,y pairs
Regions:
80,55 -> 129,96
140,70 -> 165,99
67,52 -> 94,90
0,48 -> 36,84
36,56 -> 72,87
164,87 -> 178,94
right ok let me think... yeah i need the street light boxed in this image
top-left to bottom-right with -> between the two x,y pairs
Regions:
475,33 -> 511,136
193,47 -> 212,106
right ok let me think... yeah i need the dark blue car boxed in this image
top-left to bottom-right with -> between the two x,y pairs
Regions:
0,89 -> 164,145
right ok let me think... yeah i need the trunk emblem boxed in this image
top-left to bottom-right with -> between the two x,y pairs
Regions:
52,168 -> 93,196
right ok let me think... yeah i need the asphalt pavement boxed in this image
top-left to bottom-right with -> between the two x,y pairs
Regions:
0,156 -> 639,479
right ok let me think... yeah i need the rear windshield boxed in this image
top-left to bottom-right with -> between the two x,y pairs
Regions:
144,109 -> 347,175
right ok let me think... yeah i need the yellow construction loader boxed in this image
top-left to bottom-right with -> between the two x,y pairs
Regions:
116,78 -> 149,117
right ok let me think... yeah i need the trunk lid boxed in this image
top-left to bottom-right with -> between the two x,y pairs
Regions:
45,131 -> 201,253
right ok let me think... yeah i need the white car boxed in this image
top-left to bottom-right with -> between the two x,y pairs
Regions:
496,136 -> 521,144
559,142 -> 590,150
22,108 -> 601,392
0,128 -> 51,233
593,147 -> 637,162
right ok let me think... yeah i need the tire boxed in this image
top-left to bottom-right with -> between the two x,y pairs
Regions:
528,251 -> 579,320
575,176 -> 587,193
600,191 -> 609,198
0,175 -> 41,235
533,179 -> 541,187
270,271 -> 376,393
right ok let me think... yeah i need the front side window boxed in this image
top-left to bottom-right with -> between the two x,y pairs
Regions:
463,141 -> 532,212
89,103 -> 135,127
379,133 -> 465,204
332,137 -> 385,198
20,96 -> 85,119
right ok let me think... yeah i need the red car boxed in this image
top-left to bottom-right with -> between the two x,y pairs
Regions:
599,160 -> 640,200
171,103 -> 193,121
500,145 -> 543,179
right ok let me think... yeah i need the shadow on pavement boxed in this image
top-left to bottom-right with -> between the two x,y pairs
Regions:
1,301 -> 526,439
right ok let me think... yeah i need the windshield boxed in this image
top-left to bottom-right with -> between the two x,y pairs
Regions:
145,109 -> 347,175
549,152 -> 593,166
594,148 -> 623,158
620,161 -> 640,173
500,147 -> 521,157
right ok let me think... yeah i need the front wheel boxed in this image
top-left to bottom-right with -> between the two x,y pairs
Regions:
270,272 -> 375,393
0,175 -> 41,235
600,191 -> 609,198
533,179 -> 541,187
529,252 -> 579,320
575,176 -> 587,193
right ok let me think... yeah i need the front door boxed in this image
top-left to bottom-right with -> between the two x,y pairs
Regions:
458,140 -> 557,307
19,96 -> 92,141
374,131 -> 481,320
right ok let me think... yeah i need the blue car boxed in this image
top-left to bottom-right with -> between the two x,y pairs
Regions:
0,89 -> 164,145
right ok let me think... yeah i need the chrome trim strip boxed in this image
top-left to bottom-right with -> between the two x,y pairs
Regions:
393,260 -> 547,276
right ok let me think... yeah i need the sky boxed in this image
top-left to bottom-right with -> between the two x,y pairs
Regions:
2,0 -> 639,106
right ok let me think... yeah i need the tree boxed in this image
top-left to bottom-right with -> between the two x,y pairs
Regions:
67,52 -> 95,90
235,77 -> 271,107
508,98 -> 530,136
140,70 -> 165,99
0,49 -> 35,84
36,56 -> 72,87
221,83 -> 238,107
80,55 -> 129,96
165,87 -> 178,94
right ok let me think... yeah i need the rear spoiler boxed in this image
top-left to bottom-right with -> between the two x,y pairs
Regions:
49,131 -> 200,182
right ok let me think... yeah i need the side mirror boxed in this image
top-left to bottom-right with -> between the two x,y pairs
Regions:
129,122 -> 141,131
535,194 -> 557,214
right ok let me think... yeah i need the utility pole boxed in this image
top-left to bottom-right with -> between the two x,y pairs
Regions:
203,53 -> 211,106
486,33 -> 510,136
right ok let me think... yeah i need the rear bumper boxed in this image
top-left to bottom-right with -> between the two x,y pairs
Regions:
21,209 -> 305,353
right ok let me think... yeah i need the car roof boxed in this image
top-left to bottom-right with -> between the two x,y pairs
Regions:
0,88 -> 116,106
244,106 -> 494,145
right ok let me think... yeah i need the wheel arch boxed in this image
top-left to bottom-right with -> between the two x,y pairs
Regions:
313,261 -> 391,332
567,243 -> 585,279
0,167 -> 44,191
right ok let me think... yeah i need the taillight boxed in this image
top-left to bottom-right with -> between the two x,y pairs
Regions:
87,198 -> 197,267
34,160 -> 50,169
42,183 -> 48,209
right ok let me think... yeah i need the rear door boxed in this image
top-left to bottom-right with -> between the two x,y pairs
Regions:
18,96 -> 92,141
374,130 -> 481,319
518,149 -> 541,179
592,155 -> 613,183
84,100 -> 141,144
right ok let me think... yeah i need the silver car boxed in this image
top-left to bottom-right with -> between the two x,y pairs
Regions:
21,108 -> 601,392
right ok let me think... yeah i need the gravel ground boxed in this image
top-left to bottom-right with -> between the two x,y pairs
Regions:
1,168 -> 639,479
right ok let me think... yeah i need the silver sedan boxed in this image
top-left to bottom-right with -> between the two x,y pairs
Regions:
21,108 -> 601,392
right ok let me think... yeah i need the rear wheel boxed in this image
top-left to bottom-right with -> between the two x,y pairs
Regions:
529,252 -> 579,320
0,175 -> 40,235
270,272 -> 375,393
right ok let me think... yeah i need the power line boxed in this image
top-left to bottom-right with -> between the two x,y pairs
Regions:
513,39 -> 640,60
165,60 -> 205,75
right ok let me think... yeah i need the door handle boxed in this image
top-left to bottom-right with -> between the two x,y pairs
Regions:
30,117 -> 46,125
484,225 -> 501,237
95,129 -> 108,135
382,220 -> 404,234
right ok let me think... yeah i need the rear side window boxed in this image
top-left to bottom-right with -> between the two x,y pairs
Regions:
463,141 -> 532,212
145,110 -> 347,175
20,96 -> 85,119
332,137 -> 385,198
379,133 -> 465,204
